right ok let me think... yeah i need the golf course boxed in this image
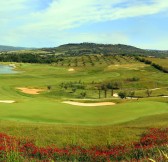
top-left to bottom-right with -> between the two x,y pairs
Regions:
1,0 -> 168,160
0,54 -> 167,148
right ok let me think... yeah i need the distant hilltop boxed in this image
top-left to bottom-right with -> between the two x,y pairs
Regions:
41,43 -> 168,57
1,43 -> 168,57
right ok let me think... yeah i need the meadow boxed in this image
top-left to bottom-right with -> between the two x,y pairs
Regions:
0,55 -> 168,161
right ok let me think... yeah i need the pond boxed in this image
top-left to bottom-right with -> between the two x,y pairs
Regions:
0,64 -> 18,74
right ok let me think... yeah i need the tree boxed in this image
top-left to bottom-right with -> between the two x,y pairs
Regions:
107,82 -> 114,96
129,91 -> 135,99
95,85 -> 101,99
60,82 -> 64,89
118,91 -> 127,99
72,88 -> 76,93
113,81 -> 122,90
80,92 -> 87,98
64,85 -> 68,90
101,84 -> 108,98
47,85 -> 52,91
146,89 -> 152,97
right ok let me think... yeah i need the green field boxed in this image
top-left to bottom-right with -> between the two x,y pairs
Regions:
147,57 -> 168,68
0,55 -> 168,147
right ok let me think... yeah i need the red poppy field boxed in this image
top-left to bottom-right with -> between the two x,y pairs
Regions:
0,128 -> 167,162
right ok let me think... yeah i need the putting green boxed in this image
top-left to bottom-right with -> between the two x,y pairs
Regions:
0,100 -> 167,125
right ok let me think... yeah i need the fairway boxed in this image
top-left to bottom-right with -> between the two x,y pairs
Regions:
0,100 -> 167,125
0,60 -> 168,148
1,2 -> 168,160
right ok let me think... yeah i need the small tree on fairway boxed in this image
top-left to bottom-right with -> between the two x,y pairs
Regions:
80,92 -> 86,98
72,88 -> 77,93
95,85 -> 101,99
107,82 -> 114,96
60,82 -> 64,89
47,85 -> 52,91
101,84 -> 108,98
129,91 -> 135,99
146,89 -> 152,97
118,91 -> 127,99
64,85 -> 68,90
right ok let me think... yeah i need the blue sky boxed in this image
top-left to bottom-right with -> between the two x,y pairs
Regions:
0,0 -> 168,49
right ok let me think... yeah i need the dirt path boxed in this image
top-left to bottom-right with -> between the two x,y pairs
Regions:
62,101 -> 116,107
17,88 -> 45,95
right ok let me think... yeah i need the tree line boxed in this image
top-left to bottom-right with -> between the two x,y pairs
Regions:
0,53 -> 64,64
135,57 -> 168,73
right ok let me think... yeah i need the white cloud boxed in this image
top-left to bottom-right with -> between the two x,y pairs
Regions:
17,0 -> 168,31
0,0 -> 168,47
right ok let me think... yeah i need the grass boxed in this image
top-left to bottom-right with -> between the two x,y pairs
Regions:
0,113 -> 167,147
147,57 -> 168,68
0,100 -> 168,125
0,56 -> 168,148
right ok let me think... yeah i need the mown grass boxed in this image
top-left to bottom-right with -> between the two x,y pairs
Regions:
0,100 -> 167,125
0,57 -> 168,148
0,113 -> 167,147
0,60 -> 168,100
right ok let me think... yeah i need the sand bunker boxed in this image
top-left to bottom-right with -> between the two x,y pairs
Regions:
113,93 -> 119,97
0,100 -> 15,103
151,88 -> 161,91
17,88 -> 44,95
68,68 -> 75,72
63,101 -> 116,107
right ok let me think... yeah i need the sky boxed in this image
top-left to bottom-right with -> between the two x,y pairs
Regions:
0,0 -> 168,49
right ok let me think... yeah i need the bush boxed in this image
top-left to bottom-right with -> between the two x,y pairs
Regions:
126,77 -> 140,82
118,91 -> 127,99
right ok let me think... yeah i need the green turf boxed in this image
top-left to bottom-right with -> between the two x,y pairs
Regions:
0,112 -> 167,147
0,57 -> 168,147
0,100 -> 167,125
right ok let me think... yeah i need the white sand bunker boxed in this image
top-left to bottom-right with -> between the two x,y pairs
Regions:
68,68 -> 75,72
151,88 -> 161,91
0,100 -> 15,103
63,101 -> 116,107
113,93 -> 119,97
17,88 -> 45,95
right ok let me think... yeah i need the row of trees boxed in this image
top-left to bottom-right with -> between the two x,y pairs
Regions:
136,57 -> 168,73
57,55 -> 131,67
95,82 -> 121,98
49,80 -> 154,99
58,81 -> 122,99
118,89 -> 153,99
0,53 -> 64,64
0,52 -> 137,67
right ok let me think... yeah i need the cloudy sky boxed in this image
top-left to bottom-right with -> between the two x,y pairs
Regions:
1,0 -> 168,49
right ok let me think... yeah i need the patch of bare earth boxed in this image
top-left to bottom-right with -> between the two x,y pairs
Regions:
62,101 -> 116,107
17,88 -> 45,95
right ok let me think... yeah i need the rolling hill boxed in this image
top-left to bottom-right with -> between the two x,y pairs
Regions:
1,43 -> 168,58
40,43 -> 168,57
